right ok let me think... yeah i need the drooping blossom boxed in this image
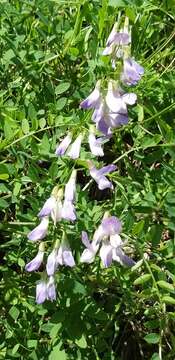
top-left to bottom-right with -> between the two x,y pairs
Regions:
102,22 -> 130,57
51,188 -> 63,225
88,130 -> 104,157
80,231 -> 99,263
62,170 -> 77,221
47,276 -> 56,301
36,279 -> 47,304
25,242 -> 45,272
80,80 -> 101,109
46,248 -> 58,276
28,216 -> 49,241
67,134 -> 83,160
121,58 -> 144,86
55,132 -> 72,156
38,196 -> 57,218
36,275 -> 56,304
57,242 -> 75,267
80,214 -> 135,268
88,161 -> 116,190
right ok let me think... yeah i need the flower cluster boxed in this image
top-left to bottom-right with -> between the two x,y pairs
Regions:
25,18 -> 143,304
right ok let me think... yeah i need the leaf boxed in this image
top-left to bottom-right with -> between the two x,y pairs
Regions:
157,280 -> 174,293
27,340 -> 38,349
49,346 -> 67,360
162,296 -> 175,305
0,174 -> 9,180
9,306 -> 20,321
55,82 -> 70,95
134,274 -> 152,285
22,118 -> 30,134
142,134 -> 162,148
75,335 -> 87,349
56,97 -> 67,110
151,353 -> 161,360
12,344 -> 20,355
109,0 -> 127,6
144,333 -> 160,344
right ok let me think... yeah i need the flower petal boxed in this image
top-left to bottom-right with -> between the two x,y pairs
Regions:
36,280 -> 47,304
55,133 -> 72,156
25,251 -> 44,272
80,248 -> 95,263
101,216 -> 122,236
47,276 -> 56,301
28,217 -> 49,241
80,81 -> 101,109
38,197 -> 56,218
67,134 -> 83,160
62,200 -> 76,221
64,170 -> 76,202
100,243 -> 113,268
46,249 -> 58,276
88,133 -> 104,157
63,249 -> 75,267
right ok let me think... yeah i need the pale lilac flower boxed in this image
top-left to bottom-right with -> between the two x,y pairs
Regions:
80,80 -> 101,109
25,243 -> 45,272
38,196 -> 57,218
103,24 -> 130,56
57,243 -> 75,267
121,58 -> 144,86
62,200 -> 76,221
80,231 -> 99,263
55,132 -> 72,156
89,162 -> 116,190
28,216 -> 49,241
67,134 -> 83,160
88,132 -> 104,157
51,188 -> 63,225
64,170 -> 77,202
46,248 -> 58,276
36,279 -> 47,304
93,216 -> 122,243
99,243 -> 113,267
106,81 -> 137,113
47,276 -> 56,301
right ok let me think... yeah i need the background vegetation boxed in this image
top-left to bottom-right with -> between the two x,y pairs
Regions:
0,0 -> 175,359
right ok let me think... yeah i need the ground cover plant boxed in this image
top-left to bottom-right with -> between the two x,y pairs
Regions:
0,0 -> 175,359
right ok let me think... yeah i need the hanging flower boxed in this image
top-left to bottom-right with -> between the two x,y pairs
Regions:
80,214 -> 135,268
38,196 -> 57,218
36,278 -> 47,304
67,134 -> 83,160
62,170 -> 77,221
27,216 -> 49,241
47,276 -> 56,301
121,58 -> 144,86
25,242 -> 45,272
80,80 -> 101,109
88,128 -> 104,157
55,132 -> 72,156
88,162 -> 116,190
57,243 -> 75,267
46,247 -> 58,276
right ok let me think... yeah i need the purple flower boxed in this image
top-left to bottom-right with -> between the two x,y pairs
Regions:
27,216 -> 49,241
62,200 -> 76,221
80,214 -> 135,268
57,243 -> 75,267
88,132 -> 104,157
89,162 -> 116,190
36,279 -> 47,304
93,216 -> 122,244
47,276 -> 56,301
67,134 -> 83,160
103,24 -> 130,56
80,81 -> 101,109
38,196 -> 57,218
80,231 -> 99,263
51,188 -> 63,225
121,58 -> 144,86
25,243 -> 45,272
55,133 -> 72,156
46,248 -> 58,276
64,170 -> 77,202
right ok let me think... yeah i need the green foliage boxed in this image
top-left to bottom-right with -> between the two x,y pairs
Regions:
0,0 -> 175,359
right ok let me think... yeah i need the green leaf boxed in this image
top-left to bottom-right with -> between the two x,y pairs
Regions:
0,174 -> 9,180
22,118 -> 30,134
109,0 -> 127,6
151,353 -> 161,360
9,306 -> 20,321
27,340 -> 38,349
55,82 -> 70,95
162,296 -> 175,305
157,280 -> 174,293
144,333 -> 160,344
75,335 -> 87,349
49,346 -> 67,360
134,274 -> 152,285
12,344 -> 20,355
56,97 -> 67,111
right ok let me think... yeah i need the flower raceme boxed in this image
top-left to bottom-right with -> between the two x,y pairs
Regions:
80,214 -> 135,268
80,80 -> 137,136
